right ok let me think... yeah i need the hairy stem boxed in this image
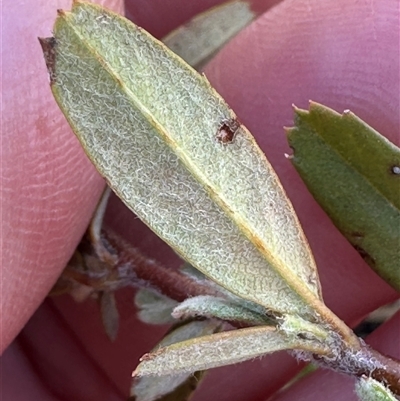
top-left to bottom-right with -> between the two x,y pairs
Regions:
365,347 -> 400,396
51,224 -> 222,303
101,227 -> 221,301
315,340 -> 400,396
52,200 -> 400,393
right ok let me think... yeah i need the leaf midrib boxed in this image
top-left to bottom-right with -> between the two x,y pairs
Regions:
59,8 -> 324,313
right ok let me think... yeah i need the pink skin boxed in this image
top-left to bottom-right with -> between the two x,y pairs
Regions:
2,0 -> 399,400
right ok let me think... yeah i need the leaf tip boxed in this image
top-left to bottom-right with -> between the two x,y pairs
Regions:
132,351 -> 160,377
139,352 -> 153,362
132,359 -> 148,377
283,125 -> 293,135
56,8 -> 67,17
292,103 -> 309,119
308,100 -> 322,110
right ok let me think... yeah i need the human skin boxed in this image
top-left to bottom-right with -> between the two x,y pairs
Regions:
1,0 -> 399,400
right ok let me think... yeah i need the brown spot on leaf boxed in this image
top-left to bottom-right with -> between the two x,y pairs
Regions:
353,245 -> 376,268
296,332 -> 313,340
216,118 -> 240,144
38,37 -> 57,85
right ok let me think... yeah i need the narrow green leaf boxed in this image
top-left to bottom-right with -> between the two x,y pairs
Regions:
131,320 -> 218,401
355,376 -> 397,401
40,2 -> 323,319
180,262 -> 275,319
135,371 -> 206,401
99,291 -> 119,341
172,295 -> 271,325
287,102 -> 400,290
134,289 -> 178,325
133,325 -> 329,376
278,315 -> 330,342
163,0 -> 256,69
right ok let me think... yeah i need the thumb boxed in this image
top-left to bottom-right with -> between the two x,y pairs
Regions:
1,0 -> 124,353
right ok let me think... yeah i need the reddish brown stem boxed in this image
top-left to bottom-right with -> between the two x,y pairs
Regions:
54,225 -> 400,395
101,227 -> 221,302
365,348 -> 400,396
315,340 -> 400,396
91,231 -> 400,394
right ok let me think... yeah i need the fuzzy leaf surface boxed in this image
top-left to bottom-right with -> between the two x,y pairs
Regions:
131,320 -> 218,401
172,295 -> 271,325
135,289 -> 178,325
287,102 -> 400,290
133,325 -> 328,376
41,2 -> 323,318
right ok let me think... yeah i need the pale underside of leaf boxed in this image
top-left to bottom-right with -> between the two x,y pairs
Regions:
179,263 -> 274,320
44,2 -> 323,318
287,102 -> 400,290
172,295 -> 271,325
163,1 -> 255,69
131,320 -> 218,401
132,372 -> 206,401
133,325 -> 328,376
99,291 -> 119,341
135,289 -> 179,325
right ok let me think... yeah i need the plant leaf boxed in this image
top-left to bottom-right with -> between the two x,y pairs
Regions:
131,320 -> 218,401
40,2 -> 323,319
162,0 -> 256,69
355,376 -> 397,401
99,291 -> 119,341
135,289 -> 178,325
131,371 -> 206,401
172,295 -> 272,325
287,102 -> 400,290
133,325 -> 329,376
180,262 -> 275,318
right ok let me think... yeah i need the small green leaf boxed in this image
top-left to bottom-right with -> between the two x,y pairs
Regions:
179,263 -> 275,320
355,376 -> 397,401
172,295 -> 271,325
134,289 -> 178,325
40,1 -> 325,320
134,371 -> 206,401
287,102 -> 400,290
278,314 -> 330,342
163,0 -> 256,69
131,320 -> 218,401
133,325 -> 329,376
99,291 -> 119,341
